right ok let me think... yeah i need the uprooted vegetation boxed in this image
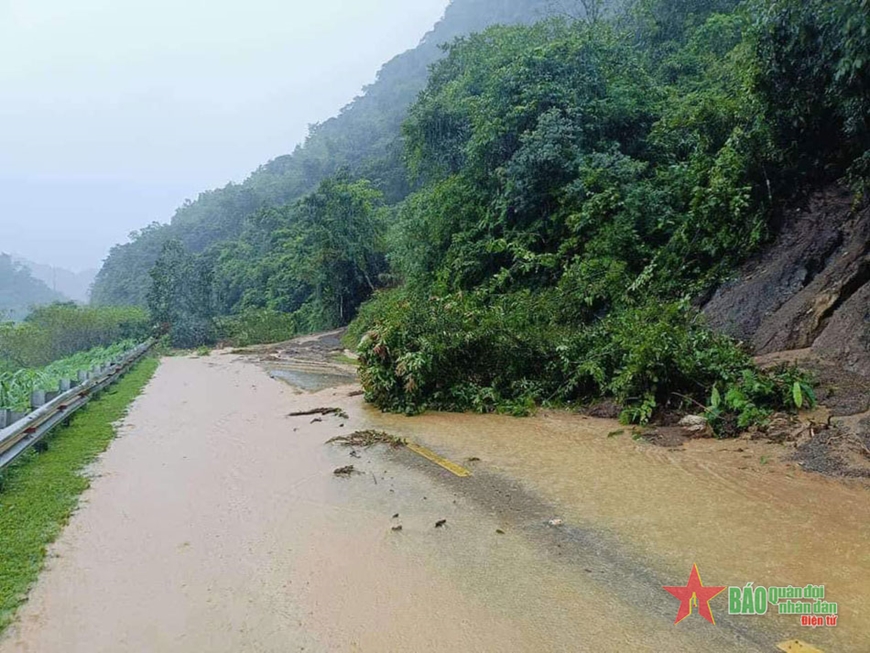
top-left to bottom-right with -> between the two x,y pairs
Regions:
327,430 -> 406,449
353,292 -> 817,436
288,407 -> 349,419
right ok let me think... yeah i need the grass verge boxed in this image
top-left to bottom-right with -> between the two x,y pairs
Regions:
0,356 -> 159,633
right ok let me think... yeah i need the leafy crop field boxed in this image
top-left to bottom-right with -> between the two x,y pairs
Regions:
0,340 -> 137,412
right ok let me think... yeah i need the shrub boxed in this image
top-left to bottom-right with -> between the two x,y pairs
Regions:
217,309 -> 297,347
0,304 -> 149,369
753,0 -> 870,182
355,288 -> 559,415
168,315 -> 216,350
353,289 -> 814,430
706,366 -> 816,436
0,340 -> 138,410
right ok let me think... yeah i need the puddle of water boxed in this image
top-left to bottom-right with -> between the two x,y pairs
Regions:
365,407 -> 870,652
266,367 -> 356,392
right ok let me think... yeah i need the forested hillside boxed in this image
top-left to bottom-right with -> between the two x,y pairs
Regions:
0,254 -> 65,321
348,0 -> 868,426
97,0 -> 868,431
91,0 -> 562,307
12,256 -> 96,303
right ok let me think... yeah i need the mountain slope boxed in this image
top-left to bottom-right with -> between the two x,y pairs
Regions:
91,0 -> 561,307
0,254 -> 66,320
11,255 -> 96,303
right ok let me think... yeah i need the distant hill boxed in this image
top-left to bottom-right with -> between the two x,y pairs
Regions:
0,254 -> 66,321
11,255 -> 96,303
91,0 -> 563,306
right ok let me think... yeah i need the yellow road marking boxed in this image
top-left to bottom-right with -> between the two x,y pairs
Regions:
777,640 -> 825,653
406,442 -> 472,477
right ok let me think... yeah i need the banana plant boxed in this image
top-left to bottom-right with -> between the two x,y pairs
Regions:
0,340 -> 137,411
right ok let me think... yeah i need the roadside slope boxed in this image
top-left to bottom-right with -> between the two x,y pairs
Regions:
704,185 -> 870,378
704,185 -> 870,474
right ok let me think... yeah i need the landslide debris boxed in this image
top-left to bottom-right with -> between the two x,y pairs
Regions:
288,407 -> 349,419
704,186 -> 870,378
703,186 -> 870,476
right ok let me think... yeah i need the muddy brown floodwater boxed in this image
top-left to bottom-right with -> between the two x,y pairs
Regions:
1,349 -> 868,652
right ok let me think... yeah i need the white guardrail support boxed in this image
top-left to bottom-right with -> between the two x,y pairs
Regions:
0,340 -> 154,472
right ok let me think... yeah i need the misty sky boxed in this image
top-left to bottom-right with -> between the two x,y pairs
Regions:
0,0 -> 449,272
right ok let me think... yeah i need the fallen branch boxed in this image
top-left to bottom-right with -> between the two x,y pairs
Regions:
669,392 -> 708,412
288,407 -> 349,419
327,430 -> 406,448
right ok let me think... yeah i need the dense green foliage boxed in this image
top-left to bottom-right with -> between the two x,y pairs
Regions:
0,340 -> 138,411
0,255 -> 65,321
147,175 -> 387,347
217,309 -> 297,348
0,304 -> 149,372
349,0 -> 865,428
212,174 -> 387,330
147,240 -> 217,349
353,289 -> 813,429
753,0 -> 870,187
0,357 -> 158,633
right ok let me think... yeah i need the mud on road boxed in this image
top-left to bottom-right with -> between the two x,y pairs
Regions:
1,333 -> 868,652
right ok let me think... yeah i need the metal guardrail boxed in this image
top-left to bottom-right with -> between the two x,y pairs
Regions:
0,340 -> 154,471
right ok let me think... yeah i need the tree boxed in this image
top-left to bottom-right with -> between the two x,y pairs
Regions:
288,174 -> 387,329
147,240 -> 216,347
754,0 -> 870,182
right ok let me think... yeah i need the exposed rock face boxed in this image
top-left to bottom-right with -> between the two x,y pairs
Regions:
704,186 -> 870,378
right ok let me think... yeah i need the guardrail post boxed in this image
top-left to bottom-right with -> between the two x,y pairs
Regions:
1,339 -> 153,471
31,390 -> 46,410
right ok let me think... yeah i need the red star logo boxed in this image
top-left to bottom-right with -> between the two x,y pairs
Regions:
663,564 -> 726,624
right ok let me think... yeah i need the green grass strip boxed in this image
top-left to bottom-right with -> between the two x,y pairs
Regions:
0,356 -> 159,633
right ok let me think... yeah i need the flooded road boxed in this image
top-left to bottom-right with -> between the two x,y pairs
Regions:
371,410 -> 870,652
1,345 -> 867,652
